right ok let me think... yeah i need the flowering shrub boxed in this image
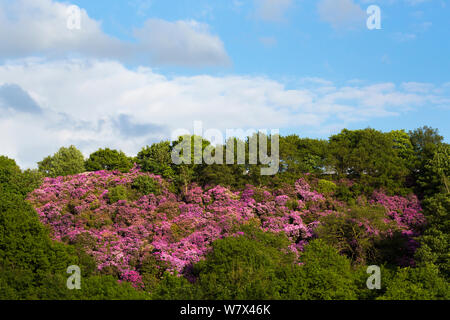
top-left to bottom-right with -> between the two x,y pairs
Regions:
27,170 -> 426,288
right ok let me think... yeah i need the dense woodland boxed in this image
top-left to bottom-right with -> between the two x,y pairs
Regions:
0,126 -> 448,300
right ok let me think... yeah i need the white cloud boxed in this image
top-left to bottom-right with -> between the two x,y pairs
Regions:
129,0 -> 153,16
133,19 -> 230,66
402,82 -> 434,93
0,0 -> 125,59
298,77 -> 334,86
317,0 -> 366,29
0,59 -> 446,168
254,0 -> 293,22
0,0 -> 230,67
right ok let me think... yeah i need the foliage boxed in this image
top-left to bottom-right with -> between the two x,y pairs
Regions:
137,141 -> 175,179
131,175 -> 161,196
328,128 -> 409,194
107,185 -> 129,204
26,168 -> 426,293
38,145 -> 85,178
0,156 -> 149,300
192,226 -> 294,300
85,148 -> 133,173
151,272 -> 196,300
316,179 -> 337,195
379,263 -> 449,300
2,126 -> 448,300
288,239 -> 359,300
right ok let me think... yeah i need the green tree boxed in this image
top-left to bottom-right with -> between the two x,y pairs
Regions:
151,272 -> 196,300
315,205 -> 407,266
379,263 -> 449,300
137,141 -> 175,179
197,138 -> 248,189
408,126 -> 444,197
38,145 -> 85,177
278,135 -> 328,184
85,148 -> 133,173
131,175 -> 161,196
409,126 -> 443,156
282,239 -> 359,300
0,158 -> 78,299
414,225 -> 449,279
0,154 -> 147,300
328,128 -> 408,194
171,135 -> 210,193
418,144 -> 450,196
193,225 -> 294,300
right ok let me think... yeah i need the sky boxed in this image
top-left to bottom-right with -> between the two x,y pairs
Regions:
0,0 -> 449,168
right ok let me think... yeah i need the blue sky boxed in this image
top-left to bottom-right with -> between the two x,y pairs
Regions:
0,0 -> 448,167
67,0 -> 449,80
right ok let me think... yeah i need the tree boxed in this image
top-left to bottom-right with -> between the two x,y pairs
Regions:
170,135 -> 210,193
137,141 -> 175,179
314,206 -> 400,266
328,128 -> 409,194
409,126 -> 443,156
418,144 -> 450,196
408,126 -> 444,196
85,148 -> 133,173
279,135 -> 328,182
289,239 -> 359,300
379,263 -> 449,300
197,139 -> 247,189
38,145 -> 85,177
413,144 -> 450,280
0,157 -> 77,299
0,154 -> 148,300
389,130 -> 414,161
151,272 -> 196,300
414,225 -> 449,279
192,225 -> 295,300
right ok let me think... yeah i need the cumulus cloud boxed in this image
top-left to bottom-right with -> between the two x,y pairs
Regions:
402,82 -> 434,93
113,114 -> 167,138
0,0 -> 230,67
317,0 -> 366,29
254,0 -> 293,22
0,59 -> 447,168
0,0 -> 126,60
0,83 -> 42,114
133,19 -> 230,66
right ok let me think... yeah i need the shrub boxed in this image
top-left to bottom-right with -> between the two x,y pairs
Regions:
131,175 -> 161,196
151,272 -> 197,300
379,263 -> 449,300
107,185 -> 128,204
283,239 -> 359,300
317,179 -> 337,195
193,226 -> 294,300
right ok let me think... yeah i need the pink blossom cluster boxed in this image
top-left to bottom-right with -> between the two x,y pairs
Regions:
370,191 -> 426,266
371,191 -> 425,230
295,178 -> 325,201
27,171 -> 425,286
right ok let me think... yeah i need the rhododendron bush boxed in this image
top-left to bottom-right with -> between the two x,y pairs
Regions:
27,167 -> 426,288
